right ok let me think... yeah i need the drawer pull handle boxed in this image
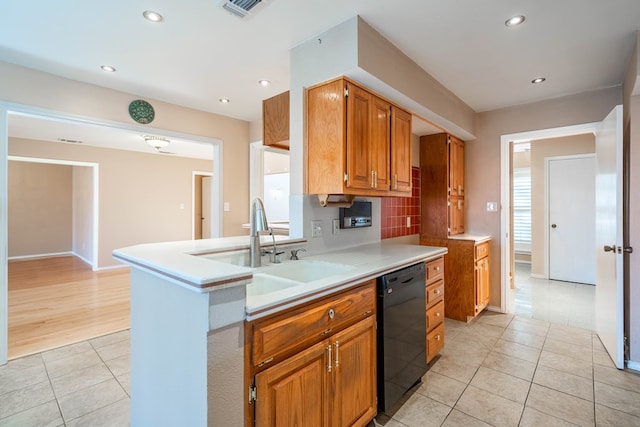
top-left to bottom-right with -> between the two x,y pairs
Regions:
434,290 -> 441,295
436,334 -> 441,341
435,266 -> 440,271
327,345 -> 332,372
257,357 -> 274,368
320,328 -> 332,337
328,308 -> 335,319
335,341 -> 339,368
436,312 -> 441,317
363,310 -> 372,316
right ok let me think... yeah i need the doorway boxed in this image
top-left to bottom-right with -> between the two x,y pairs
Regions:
0,102 -> 223,365
193,171 -> 213,239
501,123 -> 600,316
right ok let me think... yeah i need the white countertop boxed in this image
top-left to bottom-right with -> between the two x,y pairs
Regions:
113,237 -> 447,320
112,235 -> 305,291
448,234 -> 492,243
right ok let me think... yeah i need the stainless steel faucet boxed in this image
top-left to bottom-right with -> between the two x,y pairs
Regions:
250,198 -> 269,267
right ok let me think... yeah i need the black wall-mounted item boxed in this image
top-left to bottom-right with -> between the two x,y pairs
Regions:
339,201 -> 372,229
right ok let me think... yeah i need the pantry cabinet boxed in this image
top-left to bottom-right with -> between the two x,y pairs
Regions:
246,281 -> 377,427
420,133 -> 465,237
307,77 -> 411,198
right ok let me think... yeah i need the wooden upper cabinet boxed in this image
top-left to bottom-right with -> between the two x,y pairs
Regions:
449,135 -> 464,197
307,77 -> 411,198
391,106 -> 412,193
263,91 -> 289,150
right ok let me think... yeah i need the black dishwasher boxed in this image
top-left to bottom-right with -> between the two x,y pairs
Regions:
377,262 -> 427,413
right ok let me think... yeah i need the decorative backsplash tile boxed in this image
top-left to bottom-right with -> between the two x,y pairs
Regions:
381,167 -> 421,239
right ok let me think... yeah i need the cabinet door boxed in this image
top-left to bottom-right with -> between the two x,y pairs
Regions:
346,84 -> 374,191
475,257 -> 490,314
255,340 -> 330,427
391,106 -> 412,193
263,91 -> 290,149
449,136 -> 464,197
449,196 -> 464,235
371,97 -> 391,191
330,316 -> 377,427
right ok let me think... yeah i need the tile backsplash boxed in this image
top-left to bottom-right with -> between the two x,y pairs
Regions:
381,167 -> 420,239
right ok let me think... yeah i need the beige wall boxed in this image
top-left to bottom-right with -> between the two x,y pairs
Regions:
72,165 -> 94,263
470,86 -> 621,309
8,161 -> 72,257
0,61 -> 251,238
529,134 -> 595,276
9,137 -> 212,268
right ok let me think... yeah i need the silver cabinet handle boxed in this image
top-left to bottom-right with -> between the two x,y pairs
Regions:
604,245 -> 616,252
335,341 -> 339,368
327,345 -> 332,372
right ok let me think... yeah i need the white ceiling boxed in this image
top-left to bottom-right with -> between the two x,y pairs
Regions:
1,0 -> 639,156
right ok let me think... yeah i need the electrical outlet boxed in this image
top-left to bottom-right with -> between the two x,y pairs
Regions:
406,216 -> 411,228
311,220 -> 323,238
332,219 -> 340,235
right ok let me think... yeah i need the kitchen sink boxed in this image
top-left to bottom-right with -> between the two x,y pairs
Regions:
200,251 -> 251,267
259,260 -> 354,283
247,273 -> 298,296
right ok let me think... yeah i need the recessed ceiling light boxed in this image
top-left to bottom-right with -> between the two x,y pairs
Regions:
143,10 -> 164,22
219,98 -> 230,104
258,79 -> 271,86
505,15 -> 525,27
531,77 -> 546,84
100,65 -> 116,72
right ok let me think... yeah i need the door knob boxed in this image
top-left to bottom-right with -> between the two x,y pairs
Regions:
603,245 -> 616,252
551,224 -> 557,228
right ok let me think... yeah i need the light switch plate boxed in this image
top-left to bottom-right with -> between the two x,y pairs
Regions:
332,219 -> 340,235
487,202 -> 498,212
223,202 -> 230,212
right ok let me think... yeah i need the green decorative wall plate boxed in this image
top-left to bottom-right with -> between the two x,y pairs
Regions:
129,99 -> 155,124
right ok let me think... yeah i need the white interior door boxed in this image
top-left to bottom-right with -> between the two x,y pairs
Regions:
202,177 -> 212,239
595,105 -> 624,369
548,156 -> 596,284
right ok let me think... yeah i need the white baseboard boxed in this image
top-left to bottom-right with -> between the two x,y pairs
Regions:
627,360 -> 640,372
8,251 -> 73,261
96,263 -> 129,272
72,252 -> 94,269
530,273 -> 546,279
486,305 -> 503,313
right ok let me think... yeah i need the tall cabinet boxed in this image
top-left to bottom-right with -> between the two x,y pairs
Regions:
420,133 -> 491,322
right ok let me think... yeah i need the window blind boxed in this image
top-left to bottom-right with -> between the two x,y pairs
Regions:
513,168 -> 531,245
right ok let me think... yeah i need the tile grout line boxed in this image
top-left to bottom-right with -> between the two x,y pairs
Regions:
40,351 -> 67,426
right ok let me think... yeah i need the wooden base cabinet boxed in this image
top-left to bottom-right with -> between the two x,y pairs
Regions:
421,238 -> 491,322
255,316 -> 376,427
425,257 -> 445,363
247,282 -> 377,427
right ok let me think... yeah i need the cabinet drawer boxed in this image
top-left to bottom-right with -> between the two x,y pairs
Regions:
252,282 -> 375,367
427,323 -> 445,363
426,300 -> 445,331
425,257 -> 444,283
475,241 -> 489,260
426,279 -> 444,307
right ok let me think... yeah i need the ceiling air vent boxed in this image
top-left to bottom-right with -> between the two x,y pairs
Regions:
221,0 -> 262,18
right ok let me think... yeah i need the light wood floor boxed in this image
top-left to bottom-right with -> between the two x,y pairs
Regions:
8,255 -> 130,360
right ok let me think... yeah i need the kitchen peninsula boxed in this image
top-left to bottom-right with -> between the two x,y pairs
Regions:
113,236 -> 446,426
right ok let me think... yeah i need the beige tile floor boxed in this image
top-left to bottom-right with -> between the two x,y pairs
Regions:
2,271 -> 639,426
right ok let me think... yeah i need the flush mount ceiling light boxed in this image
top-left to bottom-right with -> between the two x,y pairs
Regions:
531,77 -> 546,84
100,65 -> 116,72
143,10 -> 164,22
505,15 -> 525,27
219,98 -> 230,104
143,135 -> 171,150
258,79 -> 271,86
